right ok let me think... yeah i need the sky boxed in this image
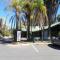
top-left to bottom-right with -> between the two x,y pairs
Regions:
0,0 -> 60,29
0,0 -> 15,29
56,5 -> 60,16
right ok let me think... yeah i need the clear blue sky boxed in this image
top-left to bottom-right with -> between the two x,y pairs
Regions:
0,0 -> 15,29
0,0 -> 60,29
57,5 -> 60,16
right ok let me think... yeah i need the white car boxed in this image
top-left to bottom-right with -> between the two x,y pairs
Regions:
0,35 -> 3,40
3,36 -> 13,42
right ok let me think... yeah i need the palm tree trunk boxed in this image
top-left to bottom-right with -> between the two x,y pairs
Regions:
48,14 -> 52,40
40,12 -> 44,41
13,11 -> 19,42
16,11 -> 19,30
27,15 -> 30,41
40,22 -> 44,41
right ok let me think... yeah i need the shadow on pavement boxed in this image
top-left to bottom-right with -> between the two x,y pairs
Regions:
48,44 -> 60,50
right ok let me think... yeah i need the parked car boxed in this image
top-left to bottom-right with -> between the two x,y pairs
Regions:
51,36 -> 60,45
0,34 -> 3,40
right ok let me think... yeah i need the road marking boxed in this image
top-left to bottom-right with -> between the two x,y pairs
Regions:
32,44 -> 39,53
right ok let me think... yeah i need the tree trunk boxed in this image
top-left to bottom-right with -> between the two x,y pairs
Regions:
13,11 -> 19,42
48,13 -> 52,40
16,11 -> 19,30
27,15 -> 30,41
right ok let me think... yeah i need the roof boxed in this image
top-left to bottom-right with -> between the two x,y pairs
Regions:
21,21 -> 60,32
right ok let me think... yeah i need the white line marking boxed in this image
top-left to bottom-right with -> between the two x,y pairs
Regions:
32,44 -> 39,53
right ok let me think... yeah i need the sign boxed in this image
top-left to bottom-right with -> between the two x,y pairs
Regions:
17,31 -> 21,41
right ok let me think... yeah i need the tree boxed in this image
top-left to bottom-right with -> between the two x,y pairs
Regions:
10,0 -> 23,30
8,0 -> 26,42
31,0 -> 48,41
1,21 -> 11,36
24,1 -> 31,41
22,0 -> 48,41
45,0 -> 59,40
9,0 -> 48,41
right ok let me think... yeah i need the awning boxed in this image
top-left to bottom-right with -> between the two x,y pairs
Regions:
21,22 -> 60,32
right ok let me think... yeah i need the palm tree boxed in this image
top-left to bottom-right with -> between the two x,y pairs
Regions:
9,15 -> 16,29
23,0 -> 48,41
32,0 -> 48,41
11,0 -> 21,30
45,0 -> 59,40
23,1 -> 31,41
9,0 -> 47,41
8,0 -> 32,41
9,0 -> 26,42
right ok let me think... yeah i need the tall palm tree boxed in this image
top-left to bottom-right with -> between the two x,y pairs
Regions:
9,0 -> 25,42
32,0 -> 48,41
23,0 -> 48,41
9,0 -> 47,41
23,1 -> 31,41
8,0 -> 32,41
45,0 -> 59,40
11,0 -> 21,30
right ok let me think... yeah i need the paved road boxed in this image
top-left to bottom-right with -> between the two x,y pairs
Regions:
0,43 -> 60,60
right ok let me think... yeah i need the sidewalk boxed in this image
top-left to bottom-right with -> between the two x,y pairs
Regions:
5,41 -> 51,47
